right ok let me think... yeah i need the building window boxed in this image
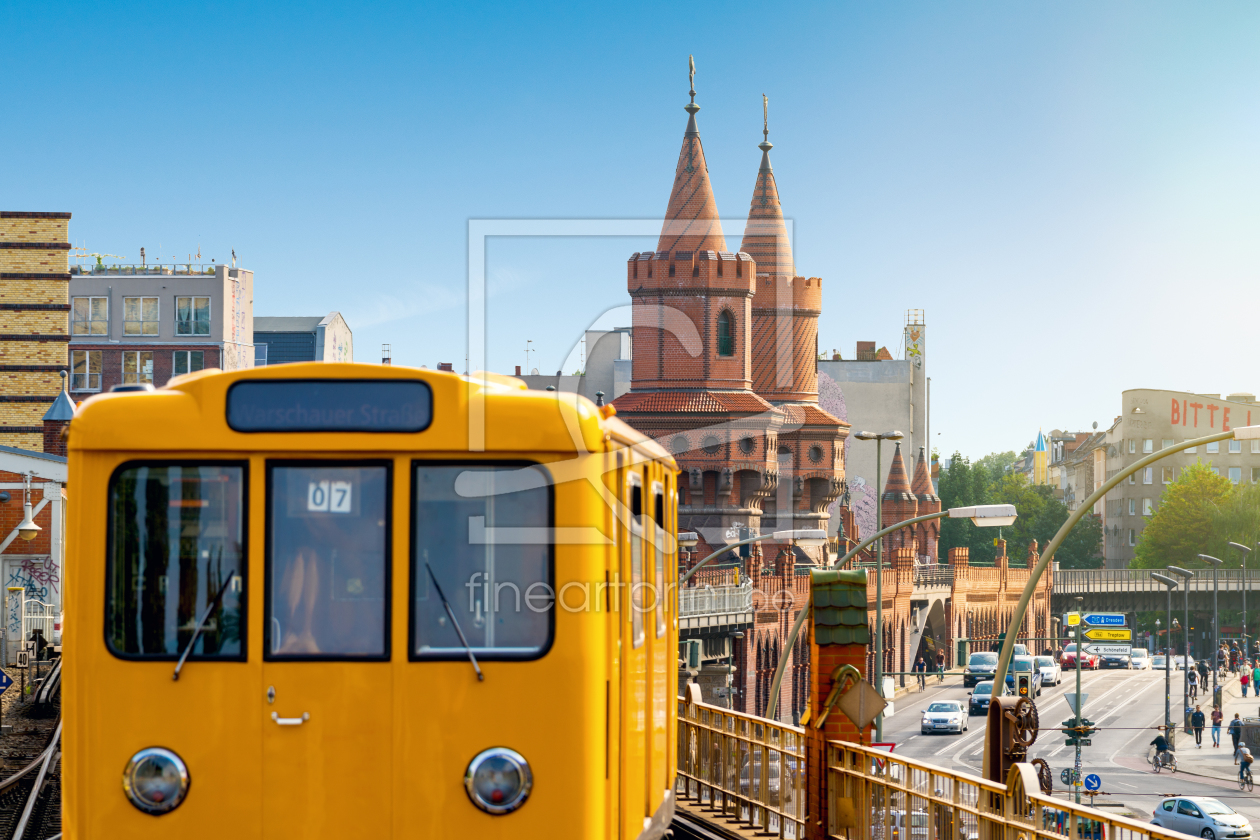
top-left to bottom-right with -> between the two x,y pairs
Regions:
1207,441 -> 1220,454
255,343 -> 268,366
701,435 -> 722,455
1143,498 -> 1153,516
1128,473 -> 1136,485
1128,498 -> 1136,516
1143,439 -> 1153,453
1252,440 -> 1260,454
71,296 -> 108,335
1143,467 -> 1153,484
1162,439 -> 1174,450
1230,439 -> 1242,454
1128,440 -> 1136,454
1128,529 -> 1136,547
176,296 -> 211,335
1162,467 -> 1174,484
1212,467 -> 1221,476
122,350 -> 154,384
1253,467 -> 1260,484
738,437 -> 755,455
71,349 -> 102,392
716,310 -> 735,357
1230,467 -> 1242,484
173,350 -> 205,377
123,297 -> 159,335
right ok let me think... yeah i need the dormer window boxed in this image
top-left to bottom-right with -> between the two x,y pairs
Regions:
717,309 -> 735,357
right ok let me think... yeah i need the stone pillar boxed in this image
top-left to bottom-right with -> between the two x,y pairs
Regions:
805,568 -> 870,840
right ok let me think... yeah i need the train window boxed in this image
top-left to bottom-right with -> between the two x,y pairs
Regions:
106,463 -> 245,659
653,487 -> 666,638
629,476 -> 644,649
412,463 -> 552,660
266,464 -> 390,659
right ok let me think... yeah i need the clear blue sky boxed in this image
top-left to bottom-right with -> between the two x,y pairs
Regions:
6,2 -> 1260,459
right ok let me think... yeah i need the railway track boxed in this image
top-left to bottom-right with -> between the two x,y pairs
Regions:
0,663 -> 61,840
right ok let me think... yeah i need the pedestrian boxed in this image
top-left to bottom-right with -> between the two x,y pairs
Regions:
936,649 -> 946,683
1188,666 -> 1199,700
1231,713 -> 1244,761
1213,706 -> 1224,747
913,656 -> 927,690
1242,668 -> 1250,698
1192,705 -> 1206,747
1252,662 -> 1260,696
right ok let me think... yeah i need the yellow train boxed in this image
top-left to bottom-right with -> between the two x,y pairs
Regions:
64,363 -> 680,839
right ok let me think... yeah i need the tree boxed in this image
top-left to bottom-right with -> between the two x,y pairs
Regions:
1132,462 -> 1235,570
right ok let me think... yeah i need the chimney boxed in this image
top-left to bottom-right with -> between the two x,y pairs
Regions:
515,365 -> 522,376
438,363 -> 454,372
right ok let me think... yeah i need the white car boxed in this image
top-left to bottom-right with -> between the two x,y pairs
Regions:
1151,797 -> 1252,840
1035,655 -> 1062,686
1152,655 -> 1180,671
921,700 -> 968,734
1130,648 -> 1152,670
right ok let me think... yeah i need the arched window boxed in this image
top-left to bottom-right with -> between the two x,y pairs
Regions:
717,309 -> 735,357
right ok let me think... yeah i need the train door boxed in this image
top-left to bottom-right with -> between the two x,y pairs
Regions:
622,467 -> 647,838
647,476 -> 669,809
259,461 -> 394,838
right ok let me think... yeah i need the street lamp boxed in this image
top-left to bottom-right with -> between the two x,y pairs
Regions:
1152,572 -> 1178,736
763,502 -> 1018,722
1229,542 -> 1252,654
1168,566 -> 1195,728
1199,554 -> 1223,698
850,430 -> 904,742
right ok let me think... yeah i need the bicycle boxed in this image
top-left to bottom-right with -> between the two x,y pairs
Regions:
937,668 -> 945,685
1241,766 -> 1254,792
1149,746 -> 1177,774
916,673 -> 926,691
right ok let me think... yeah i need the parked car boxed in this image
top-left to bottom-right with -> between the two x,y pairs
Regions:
1035,655 -> 1062,686
1130,648 -> 1152,670
1060,643 -> 1099,670
963,652 -> 998,688
1100,651 -> 1132,669
1151,797 -> 1251,840
1005,656 -> 1043,697
968,681 -> 994,716
921,701 -> 968,735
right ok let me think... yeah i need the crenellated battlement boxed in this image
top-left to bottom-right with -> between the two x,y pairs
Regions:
627,249 -> 756,294
751,274 -> 822,313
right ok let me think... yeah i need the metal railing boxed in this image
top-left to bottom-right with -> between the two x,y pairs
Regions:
913,566 -> 954,589
1056,568 -> 1260,594
70,263 -> 221,276
22,599 -> 54,647
825,738 -> 1188,840
677,696 -> 806,838
678,581 -> 753,620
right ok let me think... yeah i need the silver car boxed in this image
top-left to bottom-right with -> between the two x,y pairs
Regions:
921,701 -> 967,734
1151,797 -> 1251,840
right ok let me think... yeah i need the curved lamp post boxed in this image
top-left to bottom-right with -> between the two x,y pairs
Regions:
1198,554 -> 1222,697
677,528 -> 828,586
1168,566 -> 1195,724
764,503 -> 1017,722
1151,572 -> 1178,734
990,425 -> 1260,693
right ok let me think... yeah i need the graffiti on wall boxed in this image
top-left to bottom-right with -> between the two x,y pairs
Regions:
905,325 -> 924,370
5,557 -> 59,602
5,587 -> 21,639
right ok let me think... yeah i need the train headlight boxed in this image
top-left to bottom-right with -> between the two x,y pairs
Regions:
464,747 -> 532,815
123,747 -> 190,815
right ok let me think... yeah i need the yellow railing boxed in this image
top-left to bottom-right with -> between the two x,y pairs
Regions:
825,739 -> 1191,840
676,695 -> 807,838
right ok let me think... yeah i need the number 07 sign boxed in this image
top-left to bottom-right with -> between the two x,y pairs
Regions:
307,481 -> 353,513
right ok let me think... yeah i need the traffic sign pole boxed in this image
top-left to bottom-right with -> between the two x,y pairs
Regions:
1074,603 -> 1084,805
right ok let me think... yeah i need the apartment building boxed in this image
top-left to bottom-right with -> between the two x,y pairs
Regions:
67,263 -> 253,394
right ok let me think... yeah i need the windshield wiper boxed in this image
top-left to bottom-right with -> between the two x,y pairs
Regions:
173,575 -> 236,681
425,562 -> 484,682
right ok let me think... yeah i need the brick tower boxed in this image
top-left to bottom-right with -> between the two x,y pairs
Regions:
910,445 -> 941,562
881,443 -> 918,555
0,212 -> 72,452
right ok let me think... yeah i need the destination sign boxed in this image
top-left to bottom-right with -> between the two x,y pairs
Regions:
1082,613 -> 1126,627
1064,613 -> 1081,627
1083,628 -> 1132,642
1083,644 -> 1131,656
227,380 -> 432,433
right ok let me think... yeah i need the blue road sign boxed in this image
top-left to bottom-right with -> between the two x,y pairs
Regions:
1083,614 -> 1125,627
0,671 -> 11,694
1084,774 -> 1101,791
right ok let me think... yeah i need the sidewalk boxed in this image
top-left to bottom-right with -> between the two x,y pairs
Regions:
1171,673 -> 1260,783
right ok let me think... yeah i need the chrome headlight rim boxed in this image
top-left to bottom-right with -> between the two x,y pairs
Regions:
464,746 -> 533,815
122,746 -> 191,815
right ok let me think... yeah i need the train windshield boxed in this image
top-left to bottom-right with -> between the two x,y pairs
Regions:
106,463 -> 245,658
412,463 -> 552,660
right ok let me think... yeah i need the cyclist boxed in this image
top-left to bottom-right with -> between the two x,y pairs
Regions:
1151,729 -> 1175,769
913,657 -> 927,690
936,650 -> 946,683
1241,747 -> 1254,784
1188,666 -> 1199,700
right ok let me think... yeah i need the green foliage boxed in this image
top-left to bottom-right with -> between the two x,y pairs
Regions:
937,452 -> 1102,569
1132,461 -> 1255,570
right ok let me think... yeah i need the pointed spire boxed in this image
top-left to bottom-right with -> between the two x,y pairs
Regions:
911,445 -> 939,503
739,93 -> 794,276
882,442 -> 913,500
657,55 -> 727,254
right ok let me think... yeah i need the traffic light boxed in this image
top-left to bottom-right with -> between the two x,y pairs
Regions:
1062,717 -> 1097,747
1015,673 -> 1032,697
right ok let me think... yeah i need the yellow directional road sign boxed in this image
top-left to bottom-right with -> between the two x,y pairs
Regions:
1083,628 -> 1131,641
1065,613 -> 1081,627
